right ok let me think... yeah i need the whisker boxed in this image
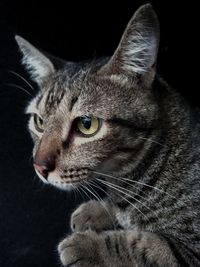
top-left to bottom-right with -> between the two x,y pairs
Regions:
70,183 -> 76,201
82,182 -> 102,202
89,179 -> 114,203
91,178 -> 151,212
3,83 -> 33,97
79,184 -> 91,201
98,179 -> 149,221
90,180 -> 125,229
86,181 -> 117,229
87,180 -> 112,201
89,180 -> 119,223
75,186 -> 80,202
93,170 -> 150,199
94,171 -> 176,200
138,136 -> 167,148
100,178 -> 150,202
8,70 -> 35,91
86,181 -> 104,200
76,184 -> 86,202
97,178 -> 158,219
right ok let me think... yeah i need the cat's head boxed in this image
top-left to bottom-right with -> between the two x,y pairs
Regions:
16,4 -> 160,190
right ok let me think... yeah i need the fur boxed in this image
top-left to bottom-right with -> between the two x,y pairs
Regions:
15,4 -> 200,267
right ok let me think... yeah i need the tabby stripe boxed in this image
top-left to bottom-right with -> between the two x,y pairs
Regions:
139,145 -> 171,198
165,237 -> 190,267
36,94 -> 43,108
69,96 -> 78,111
115,239 -> 120,255
140,247 -> 148,266
104,236 -> 112,255
129,232 -> 142,253
45,88 -> 54,107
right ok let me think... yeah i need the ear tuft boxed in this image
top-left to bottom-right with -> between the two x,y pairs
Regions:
121,4 -> 159,75
15,35 -> 55,84
99,4 -> 160,84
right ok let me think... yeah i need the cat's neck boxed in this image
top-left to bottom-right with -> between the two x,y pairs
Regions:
109,78 -> 197,206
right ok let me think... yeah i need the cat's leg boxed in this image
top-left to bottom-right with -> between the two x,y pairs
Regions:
71,200 -> 117,232
58,230 -> 182,267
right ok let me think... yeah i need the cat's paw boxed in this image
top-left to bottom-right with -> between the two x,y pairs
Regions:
71,200 -> 114,232
58,231 -> 103,267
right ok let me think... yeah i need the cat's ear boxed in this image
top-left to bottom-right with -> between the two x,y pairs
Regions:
15,35 -> 55,84
99,4 -> 160,85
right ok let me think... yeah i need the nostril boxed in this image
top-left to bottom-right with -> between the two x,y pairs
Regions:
33,164 -> 49,179
41,167 -> 48,176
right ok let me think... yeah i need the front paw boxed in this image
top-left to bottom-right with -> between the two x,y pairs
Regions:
71,200 -> 114,232
58,231 -> 103,267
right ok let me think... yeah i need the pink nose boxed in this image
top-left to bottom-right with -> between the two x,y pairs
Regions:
33,164 -> 49,179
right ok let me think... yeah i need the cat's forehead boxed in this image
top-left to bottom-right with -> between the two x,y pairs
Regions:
31,56 -> 139,119
36,72 -> 137,120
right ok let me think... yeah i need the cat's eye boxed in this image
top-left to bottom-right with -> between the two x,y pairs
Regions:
33,114 -> 44,133
77,116 -> 100,136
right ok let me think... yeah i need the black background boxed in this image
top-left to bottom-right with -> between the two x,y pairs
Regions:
0,1 -> 197,267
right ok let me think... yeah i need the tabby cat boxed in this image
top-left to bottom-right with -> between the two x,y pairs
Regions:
15,4 -> 200,267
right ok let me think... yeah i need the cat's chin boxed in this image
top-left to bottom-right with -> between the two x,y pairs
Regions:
48,180 -> 75,191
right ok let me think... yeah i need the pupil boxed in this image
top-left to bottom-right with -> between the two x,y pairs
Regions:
81,116 -> 91,129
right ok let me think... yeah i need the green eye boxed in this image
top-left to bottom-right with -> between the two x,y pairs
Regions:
33,114 -> 44,133
77,116 -> 99,136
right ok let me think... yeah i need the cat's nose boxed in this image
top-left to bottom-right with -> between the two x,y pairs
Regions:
33,135 -> 59,179
33,163 -> 49,179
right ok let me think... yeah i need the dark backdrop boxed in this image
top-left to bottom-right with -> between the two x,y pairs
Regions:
0,1 -> 197,267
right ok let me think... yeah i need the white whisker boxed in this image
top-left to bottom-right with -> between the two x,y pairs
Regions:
70,183 -> 77,201
94,171 -> 176,199
102,179 -> 148,202
97,178 -> 158,219
87,181 -> 117,229
82,183 -> 102,202
76,184 -> 86,202
3,83 -> 33,97
95,171 -> 150,199
97,178 -> 149,221
89,180 -> 114,203
79,184 -> 91,201
138,136 -> 167,148
82,183 -> 115,224
8,70 -> 35,91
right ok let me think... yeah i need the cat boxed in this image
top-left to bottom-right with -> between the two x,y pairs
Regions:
15,4 -> 200,267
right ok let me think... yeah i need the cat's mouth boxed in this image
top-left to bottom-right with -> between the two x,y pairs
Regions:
35,167 -> 91,189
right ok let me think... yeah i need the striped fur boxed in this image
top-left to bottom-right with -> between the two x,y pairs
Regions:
16,4 -> 200,267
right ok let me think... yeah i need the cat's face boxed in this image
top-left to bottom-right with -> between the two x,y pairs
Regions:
16,4 -> 160,190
